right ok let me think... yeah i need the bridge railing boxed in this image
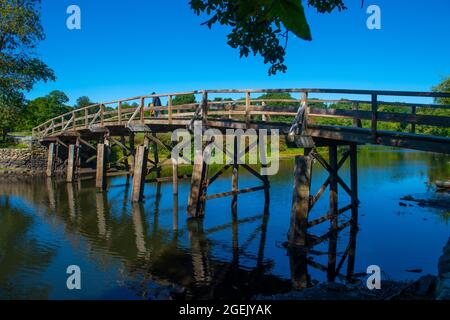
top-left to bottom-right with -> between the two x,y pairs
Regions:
32,88 -> 450,140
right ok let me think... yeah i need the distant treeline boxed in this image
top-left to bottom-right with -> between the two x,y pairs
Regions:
1,77 -> 449,141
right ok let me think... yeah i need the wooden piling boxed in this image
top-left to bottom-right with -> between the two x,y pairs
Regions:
131,145 -> 149,202
328,145 -> 339,281
172,158 -> 178,195
288,155 -> 313,246
187,142 -> 211,218
66,144 -> 77,183
46,143 -> 56,177
329,145 -> 338,229
232,136 -> 239,214
96,143 -> 108,190
349,144 -> 358,223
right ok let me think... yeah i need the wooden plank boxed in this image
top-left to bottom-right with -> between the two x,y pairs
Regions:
288,155 -> 313,247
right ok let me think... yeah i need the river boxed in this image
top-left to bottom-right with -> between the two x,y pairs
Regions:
0,146 -> 449,299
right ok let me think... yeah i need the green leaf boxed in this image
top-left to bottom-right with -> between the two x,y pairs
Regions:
269,0 -> 312,40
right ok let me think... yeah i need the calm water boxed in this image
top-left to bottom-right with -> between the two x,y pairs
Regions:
0,147 -> 449,300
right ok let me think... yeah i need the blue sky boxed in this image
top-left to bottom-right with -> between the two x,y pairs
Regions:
29,0 -> 450,104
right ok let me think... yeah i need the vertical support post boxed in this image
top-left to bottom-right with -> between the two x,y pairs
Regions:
118,101 -> 122,125
288,155 -> 313,246
140,97 -> 145,124
201,91 -> 208,127
84,108 -> 88,128
129,132 -> 135,173
371,94 -> 378,142
66,144 -> 76,183
411,105 -> 417,134
232,135 -> 239,213
152,133 -> 161,179
187,134 -> 211,218
245,91 -> 251,127
96,142 -> 108,190
329,145 -> 338,229
172,158 -> 178,195
328,144 -> 338,282
168,95 -> 173,123
46,143 -> 56,177
131,145 -> 149,202
100,104 -> 105,126
300,92 -> 309,133
352,102 -> 362,128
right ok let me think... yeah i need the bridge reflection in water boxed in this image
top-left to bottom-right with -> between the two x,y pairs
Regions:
1,176 -> 358,299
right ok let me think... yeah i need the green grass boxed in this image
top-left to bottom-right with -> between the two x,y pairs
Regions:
9,131 -> 32,136
0,142 -> 29,149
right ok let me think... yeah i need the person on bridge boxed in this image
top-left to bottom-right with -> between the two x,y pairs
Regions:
149,92 -> 162,118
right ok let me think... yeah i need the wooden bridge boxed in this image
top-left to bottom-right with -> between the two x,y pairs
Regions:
33,88 -> 450,248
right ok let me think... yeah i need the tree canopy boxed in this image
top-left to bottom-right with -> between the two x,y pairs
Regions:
190,0 -> 346,75
0,0 -> 55,138
172,94 -> 197,105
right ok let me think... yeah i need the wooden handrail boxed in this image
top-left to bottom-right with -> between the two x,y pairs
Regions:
32,88 -> 450,138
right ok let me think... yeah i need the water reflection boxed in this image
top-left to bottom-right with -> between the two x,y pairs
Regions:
0,147 -> 448,299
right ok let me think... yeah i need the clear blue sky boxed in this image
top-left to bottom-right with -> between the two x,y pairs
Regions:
29,0 -> 450,104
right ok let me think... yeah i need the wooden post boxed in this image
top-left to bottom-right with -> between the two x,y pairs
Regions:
187,141 -> 211,218
329,145 -> 338,229
288,155 -> 313,246
96,143 -> 108,190
46,143 -> 56,177
245,91 -> 251,127
232,135 -> 239,213
152,133 -> 161,179
118,101 -> 123,125
66,144 -> 77,183
131,145 -> 149,202
100,104 -> 105,126
172,158 -> 178,195
140,97 -> 145,124
371,94 -> 378,142
129,133 -> 135,173
84,109 -> 88,128
168,95 -> 173,123
328,144 -> 338,282
352,102 -> 362,128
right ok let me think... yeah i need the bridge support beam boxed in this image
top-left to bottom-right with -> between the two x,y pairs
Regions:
187,143 -> 211,218
67,144 -> 77,183
96,137 -> 110,190
288,151 -> 313,247
288,144 -> 359,248
131,142 -> 149,202
46,143 -> 56,177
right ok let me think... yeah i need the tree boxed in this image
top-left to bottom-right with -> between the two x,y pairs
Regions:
0,0 -> 55,136
24,90 -> 72,128
190,0 -> 346,75
172,94 -> 197,105
75,96 -> 94,109
0,92 -> 23,141
432,76 -> 450,105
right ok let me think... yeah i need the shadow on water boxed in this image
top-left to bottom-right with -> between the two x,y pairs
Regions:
0,146 -> 449,299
